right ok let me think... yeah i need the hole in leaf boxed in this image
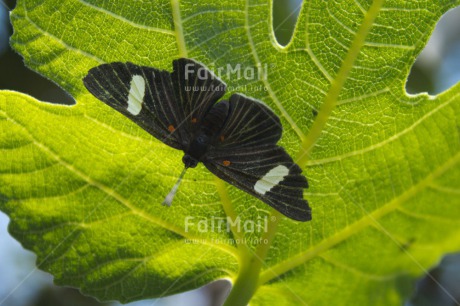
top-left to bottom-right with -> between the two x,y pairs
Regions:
272,0 -> 303,46
0,0 -> 74,105
406,6 -> 460,95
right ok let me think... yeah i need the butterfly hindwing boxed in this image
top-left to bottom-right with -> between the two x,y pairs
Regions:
171,58 -> 227,135
83,62 -> 187,149
204,145 -> 311,221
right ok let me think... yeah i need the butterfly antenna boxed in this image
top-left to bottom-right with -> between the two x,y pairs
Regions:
162,167 -> 188,206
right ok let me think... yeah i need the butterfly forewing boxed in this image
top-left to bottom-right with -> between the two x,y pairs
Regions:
203,93 -> 310,221
204,145 -> 311,221
172,58 -> 227,135
83,62 -> 187,149
214,94 -> 282,149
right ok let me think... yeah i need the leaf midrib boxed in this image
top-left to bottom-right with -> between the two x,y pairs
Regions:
249,0 -> 387,286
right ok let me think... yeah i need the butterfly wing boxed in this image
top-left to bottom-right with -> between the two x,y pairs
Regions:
171,58 -> 227,136
204,145 -> 311,221
204,94 -> 310,221
213,93 -> 282,149
83,62 -> 188,149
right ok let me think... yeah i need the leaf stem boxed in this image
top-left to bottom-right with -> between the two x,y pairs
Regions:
223,211 -> 280,306
214,177 -> 247,251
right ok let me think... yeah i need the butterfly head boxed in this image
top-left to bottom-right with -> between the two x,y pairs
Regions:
182,154 -> 199,168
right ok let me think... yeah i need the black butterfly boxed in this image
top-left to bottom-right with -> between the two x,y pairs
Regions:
83,58 -> 311,221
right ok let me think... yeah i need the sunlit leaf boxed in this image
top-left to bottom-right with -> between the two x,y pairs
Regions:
1,0 -> 460,305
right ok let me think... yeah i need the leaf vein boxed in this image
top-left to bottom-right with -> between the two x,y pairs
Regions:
307,92 -> 459,166
244,0 -> 305,141
3,110 -> 238,257
260,150 -> 460,284
78,0 -> 175,35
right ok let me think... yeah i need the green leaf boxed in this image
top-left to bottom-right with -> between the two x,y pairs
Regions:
1,0 -> 460,305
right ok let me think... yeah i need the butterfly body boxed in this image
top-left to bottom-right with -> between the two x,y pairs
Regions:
83,58 -> 312,221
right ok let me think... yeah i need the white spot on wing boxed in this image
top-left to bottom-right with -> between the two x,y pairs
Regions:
254,165 -> 289,195
127,75 -> 145,115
